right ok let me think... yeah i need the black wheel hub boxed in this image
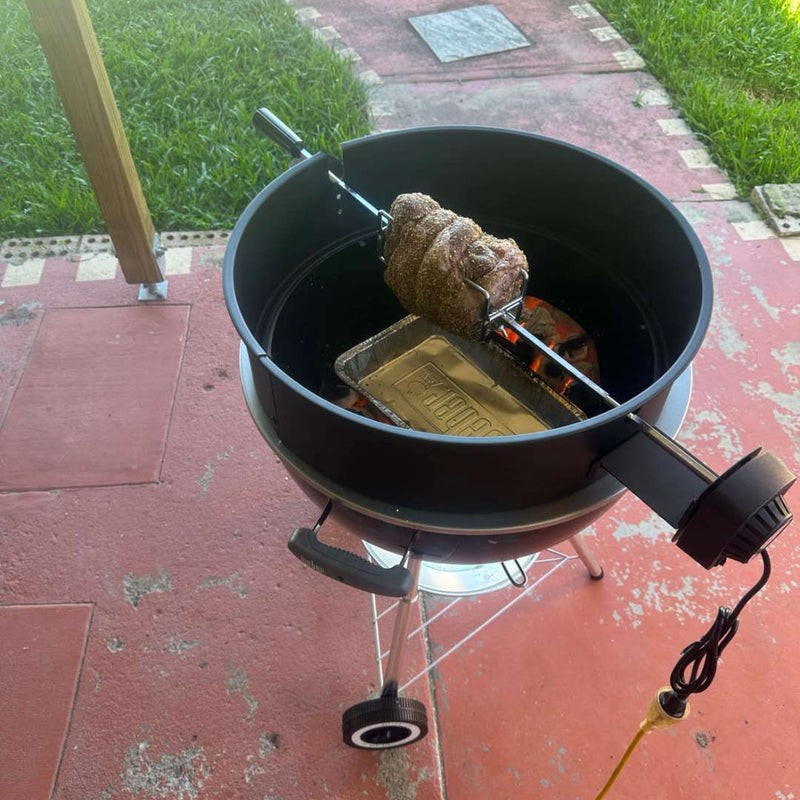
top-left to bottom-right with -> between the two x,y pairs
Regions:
342,696 -> 429,750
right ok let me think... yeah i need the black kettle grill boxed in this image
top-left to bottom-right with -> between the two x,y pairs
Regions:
223,117 -> 794,748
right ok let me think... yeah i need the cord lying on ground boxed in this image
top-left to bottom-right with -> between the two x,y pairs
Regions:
593,551 -> 771,800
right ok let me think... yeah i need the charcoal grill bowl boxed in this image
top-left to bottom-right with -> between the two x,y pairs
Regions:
224,126 -> 711,535
238,341 -> 693,563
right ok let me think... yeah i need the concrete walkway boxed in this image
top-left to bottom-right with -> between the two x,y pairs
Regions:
1,2 -> 798,799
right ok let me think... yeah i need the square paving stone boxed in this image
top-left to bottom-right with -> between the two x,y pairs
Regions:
408,4 -> 530,63
0,604 -> 92,800
0,305 -> 189,491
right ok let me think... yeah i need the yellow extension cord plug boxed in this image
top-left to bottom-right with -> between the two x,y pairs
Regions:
641,687 -> 690,733
593,688 -> 690,800
592,551 -> 772,799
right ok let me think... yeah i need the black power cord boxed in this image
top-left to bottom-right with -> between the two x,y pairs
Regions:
663,550 -> 772,715
593,551 -> 773,799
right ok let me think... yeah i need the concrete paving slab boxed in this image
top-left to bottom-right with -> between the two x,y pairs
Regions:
75,252 -> 118,282
408,5 -> 531,64
0,305 -> 189,491
0,604 -> 92,800
1,257 -> 46,288
305,0 -> 630,82
752,183 -> 800,237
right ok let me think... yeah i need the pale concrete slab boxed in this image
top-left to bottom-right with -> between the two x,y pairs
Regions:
569,3 -> 601,18
732,220 -> 777,241
164,247 -> 194,276
2,257 -> 45,288
76,253 -> 118,282
657,118 -> 692,136
751,183 -> 800,236
679,148 -> 715,169
613,49 -> 645,69
591,25 -> 622,41
408,5 -> 530,63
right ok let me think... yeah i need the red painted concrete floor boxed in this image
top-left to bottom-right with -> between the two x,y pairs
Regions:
0,604 -> 92,800
2,0 -> 799,797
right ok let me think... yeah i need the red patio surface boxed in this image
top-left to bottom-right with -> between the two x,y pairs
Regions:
1,0 -> 799,797
308,0 -> 630,82
0,604 -> 92,800
0,305 -> 189,491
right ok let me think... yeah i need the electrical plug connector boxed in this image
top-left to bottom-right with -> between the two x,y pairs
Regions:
640,687 -> 690,734
595,552 -> 772,799
594,689 -> 691,799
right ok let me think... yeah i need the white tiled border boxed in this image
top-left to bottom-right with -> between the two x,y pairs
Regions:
637,88 -> 671,107
591,25 -> 622,41
1,258 -> 45,289
702,183 -> 738,200
613,50 -> 645,69
657,118 -> 692,136
780,239 -> 800,260
569,3 -> 601,19
76,253 -> 117,282
164,247 -> 194,276
732,220 -> 777,241
294,6 -> 320,22
679,149 -> 715,169
291,0 -> 374,85
0,234 -> 219,286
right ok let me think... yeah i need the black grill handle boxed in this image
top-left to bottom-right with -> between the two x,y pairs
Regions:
288,528 -> 414,597
288,502 -> 414,597
253,107 -> 310,160
505,316 -> 795,569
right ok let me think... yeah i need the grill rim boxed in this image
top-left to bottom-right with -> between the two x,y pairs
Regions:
223,124 -> 712,448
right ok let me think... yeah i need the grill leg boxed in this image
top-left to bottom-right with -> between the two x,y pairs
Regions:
341,554 -> 428,750
381,554 -> 423,696
569,534 -> 604,580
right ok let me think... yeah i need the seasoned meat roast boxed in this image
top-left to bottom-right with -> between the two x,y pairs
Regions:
383,193 -> 528,340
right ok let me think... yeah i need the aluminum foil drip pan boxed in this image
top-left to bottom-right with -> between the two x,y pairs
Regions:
335,315 -> 584,435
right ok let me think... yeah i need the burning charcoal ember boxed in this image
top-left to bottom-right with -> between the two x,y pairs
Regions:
520,303 -> 558,346
334,388 -> 392,424
496,297 -> 600,393
383,193 -> 527,340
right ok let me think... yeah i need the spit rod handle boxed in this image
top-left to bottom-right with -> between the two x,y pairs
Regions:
253,107 -> 312,160
253,108 -> 386,222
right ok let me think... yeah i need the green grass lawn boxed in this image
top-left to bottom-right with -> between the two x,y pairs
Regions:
593,0 -> 800,195
0,0 -> 369,239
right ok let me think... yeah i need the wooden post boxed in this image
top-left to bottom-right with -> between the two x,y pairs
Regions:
25,0 -> 164,285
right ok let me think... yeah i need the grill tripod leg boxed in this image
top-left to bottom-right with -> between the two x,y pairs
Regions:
342,554 -> 428,749
381,554 -> 423,696
569,534 -> 604,580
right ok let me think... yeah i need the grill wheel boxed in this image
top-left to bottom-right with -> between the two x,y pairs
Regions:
342,696 -> 428,749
